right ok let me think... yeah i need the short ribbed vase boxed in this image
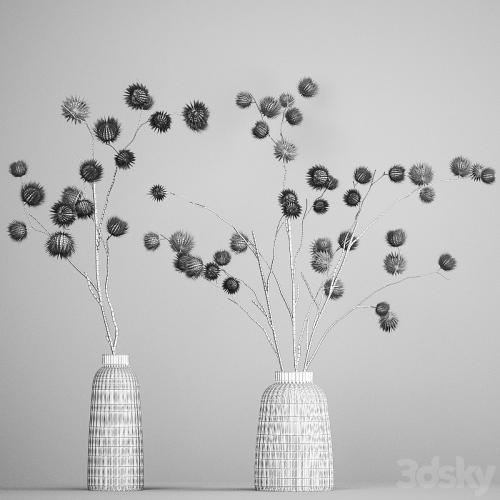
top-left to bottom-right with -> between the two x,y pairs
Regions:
254,371 -> 334,491
87,354 -> 144,491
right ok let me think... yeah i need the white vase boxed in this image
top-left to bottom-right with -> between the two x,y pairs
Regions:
87,354 -> 144,491
254,371 -> 334,491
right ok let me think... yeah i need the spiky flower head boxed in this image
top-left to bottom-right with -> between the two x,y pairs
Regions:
61,96 -> 89,124
274,139 -> 297,163
21,182 -> 45,207
313,198 -> 329,214
285,107 -> 303,126
94,117 -> 121,144
230,233 -> 249,253
114,149 -> 135,169
481,168 -> 495,184
338,231 -> 359,250
470,163 -> 484,182
379,311 -> 398,332
252,120 -> 269,139
222,276 -> 240,294
149,111 -> 172,133
180,255 -> 204,278
9,160 -> 28,177
279,93 -> 295,107
419,186 -> 435,203
386,229 -> 406,247
107,216 -> 128,237
183,100 -> 210,131
388,165 -> 405,183
46,231 -> 75,258
259,96 -> 281,118
307,165 -> 330,190
75,199 -> 94,219
375,302 -> 390,317
169,230 -> 194,254
343,189 -> 361,207
326,175 -> 338,190
8,220 -> 27,241
384,252 -> 407,275
324,278 -> 344,300
298,77 -> 319,97
281,200 -> 302,218
354,166 -> 372,184
124,83 -> 153,110
438,253 -> 457,271
235,92 -> 253,109
79,159 -> 103,183
311,251 -> 332,273
50,202 -> 76,227
61,186 -> 82,208
450,156 -> 471,178
204,262 -> 220,281
311,237 -> 332,254
149,184 -> 167,202
279,189 -> 298,206
214,250 -> 231,266
409,163 -> 434,186
144,232 -> 160,251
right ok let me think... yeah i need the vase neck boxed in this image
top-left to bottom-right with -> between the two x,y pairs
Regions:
102,354 -> 129,366
275,371 -> 313,383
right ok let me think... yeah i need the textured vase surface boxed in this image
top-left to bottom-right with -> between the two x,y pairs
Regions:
254,371 -> 334,491
87,354 -> 144,491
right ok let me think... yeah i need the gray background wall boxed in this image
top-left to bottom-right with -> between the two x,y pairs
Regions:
0,0 -> 498,489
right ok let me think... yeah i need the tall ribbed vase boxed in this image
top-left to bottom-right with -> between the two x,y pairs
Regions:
254,371 -> 334,491
87,354 -> 144,491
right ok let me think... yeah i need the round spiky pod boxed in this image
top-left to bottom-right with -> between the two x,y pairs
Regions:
450,156 -> 471,177
169,230 -> 194,254
324,278 -> 344,300
230,233 -> 249,253
386,229 -> 407,247
50,201 -> 76,227
279,93 -> 295,107
409,163 -> 433,186
481,168 -> 495,184
343,189 -> 361,207
124,83 -> 153,110
419,186 -> 435,203
21,182 -> 45,207
338,231 -> 359,250
274,139 -> 297,163
470,163 -> 484,182
375,302 -> 390,317
106,216 -> 128,237
149,184 -> 167,202
144,232 -> 160,251
214,250 -> 231,266
388,165 -> 406,183
259,96 -> 281,118
94,117 -> 121,144
326,175 -> 338,191
9,160 -> 28,177
149,111 -> 172,133
313,198 -> 329,214
75,199 -> 94,219
8,220 -> 27,241
311,251 -> 332,273
306,165 -> 330,189
252,120 -> 269,139
183,100 -> 210,132
279,189 -> 298,206
379,311 -> 398,332
384,252 -> 407,275
311,237 -> 332,254
182,255 -> 204,279
298,77 -> 319,97
235,92 -> 253,109
174,253 -> 189,273
204,262 -> 220,281
282,201 -> 302,218
61,96 -> 89,124
438,253 -> 457,271
61,186 -> 82,208
354,166 -> 372,184
285,107 -> 303,126
222,276 -> 240,294
114,149 -> 135,169
46,231 -> 75,258
79,159 -> 103,183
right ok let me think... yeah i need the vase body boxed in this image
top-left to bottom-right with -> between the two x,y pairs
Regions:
87,354 -> 144,491
254,371 -> 334,491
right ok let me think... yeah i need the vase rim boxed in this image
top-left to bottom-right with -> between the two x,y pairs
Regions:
102,354 -> 129,366
275,371 -> 313,383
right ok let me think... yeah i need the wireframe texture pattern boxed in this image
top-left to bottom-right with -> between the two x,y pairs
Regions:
87,354 -> 144,491
254,371 -> 334,491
